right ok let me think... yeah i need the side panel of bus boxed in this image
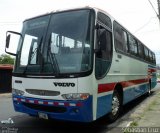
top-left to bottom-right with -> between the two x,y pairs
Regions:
95,15 -> 157,120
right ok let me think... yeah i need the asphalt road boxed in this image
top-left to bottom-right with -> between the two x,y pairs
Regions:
0,84 -> 160,133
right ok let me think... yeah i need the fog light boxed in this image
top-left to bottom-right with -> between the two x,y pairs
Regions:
12,89 -> 25,96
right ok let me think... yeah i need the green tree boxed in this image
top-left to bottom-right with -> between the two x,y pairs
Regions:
0,54 -> 15,65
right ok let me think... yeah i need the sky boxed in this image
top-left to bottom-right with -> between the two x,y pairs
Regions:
0,0 -> 160,63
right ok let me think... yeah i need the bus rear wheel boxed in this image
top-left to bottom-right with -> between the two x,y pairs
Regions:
108,89 -> 122,122
147,82 -> 151,96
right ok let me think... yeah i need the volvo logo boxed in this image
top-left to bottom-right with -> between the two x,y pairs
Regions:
53,82 -> 75,87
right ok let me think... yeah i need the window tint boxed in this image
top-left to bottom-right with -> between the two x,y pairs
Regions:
153,54 -> 156,64
128,35 -> 138,55
97,12 -> 112,29
95,26 -> 112,79
112,21 -> 156,65
149,51 -> 153,62
151,52 -> 154,63
97,29 -> 112,60
144,47 -> 149,61
113,22 -> 128,53
137,42 -> 144,59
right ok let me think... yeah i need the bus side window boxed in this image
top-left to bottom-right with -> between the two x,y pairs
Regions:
153,54 -> 156,64
96,29 -> 112,60
95,26 -> 112,79
128,35 -> 138,56
144,47 -> 149,61
137,42 -> 144,59
149,51 -> 152,63
113,22 -> 128,53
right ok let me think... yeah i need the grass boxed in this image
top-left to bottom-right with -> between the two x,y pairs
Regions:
147,100 -> 157,111
130,121 -> 138,127
123,121 -> 138,133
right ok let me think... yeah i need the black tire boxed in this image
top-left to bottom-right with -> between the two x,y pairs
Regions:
107,89 -> 122,123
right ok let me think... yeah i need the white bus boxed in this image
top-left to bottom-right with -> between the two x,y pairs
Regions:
5,7 -> 157,122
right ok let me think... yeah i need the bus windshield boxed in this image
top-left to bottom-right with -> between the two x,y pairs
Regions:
15,9 -> 94,76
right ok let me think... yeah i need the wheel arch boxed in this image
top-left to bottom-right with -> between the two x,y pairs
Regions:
107,82 -> 124,122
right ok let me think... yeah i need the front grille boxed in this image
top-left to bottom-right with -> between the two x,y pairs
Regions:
26,89 -> 60,96
23,103 -> 67,113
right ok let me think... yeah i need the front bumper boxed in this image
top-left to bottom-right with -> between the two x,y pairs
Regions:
12,95 -> 93,122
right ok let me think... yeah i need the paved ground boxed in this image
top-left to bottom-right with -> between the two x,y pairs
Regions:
0,93 -> 21,120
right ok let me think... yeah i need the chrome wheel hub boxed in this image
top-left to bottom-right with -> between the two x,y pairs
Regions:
112,95 -> 120,116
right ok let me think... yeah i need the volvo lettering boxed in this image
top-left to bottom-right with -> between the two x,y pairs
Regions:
53,82 -> 75,87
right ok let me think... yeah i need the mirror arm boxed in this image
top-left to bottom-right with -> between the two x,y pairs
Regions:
5,50 -> 17,56
7,31 -> 22,36
94,24 -> 101,53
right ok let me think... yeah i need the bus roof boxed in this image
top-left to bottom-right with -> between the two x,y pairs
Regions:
24,6 -> 97,22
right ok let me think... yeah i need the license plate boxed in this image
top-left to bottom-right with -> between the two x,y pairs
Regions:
38,112 -> 48,119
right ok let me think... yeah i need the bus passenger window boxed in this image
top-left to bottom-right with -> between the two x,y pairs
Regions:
113,22 -> 128,53
144,47 -> 149,61
128,35 -> 138,55
137,42 -> 144,59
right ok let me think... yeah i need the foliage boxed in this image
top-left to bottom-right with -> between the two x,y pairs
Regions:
0,54 -> 15,65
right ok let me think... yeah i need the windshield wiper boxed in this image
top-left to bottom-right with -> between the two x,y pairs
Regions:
23,37 -> 43,75
48,34 -> 60,75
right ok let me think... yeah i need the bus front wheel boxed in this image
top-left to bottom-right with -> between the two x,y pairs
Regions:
108,89 -> 122,122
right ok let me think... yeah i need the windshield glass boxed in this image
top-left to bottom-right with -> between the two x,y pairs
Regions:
14,9 -> 94,76
15,15 -> 50,73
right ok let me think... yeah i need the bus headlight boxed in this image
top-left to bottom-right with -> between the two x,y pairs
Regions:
12,89 -> 25,96
62,93 -> 90,100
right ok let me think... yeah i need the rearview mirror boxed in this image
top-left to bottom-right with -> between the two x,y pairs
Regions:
6,34 -> 11,48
